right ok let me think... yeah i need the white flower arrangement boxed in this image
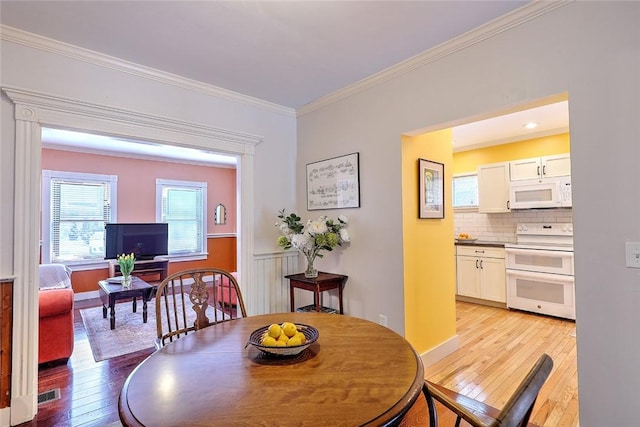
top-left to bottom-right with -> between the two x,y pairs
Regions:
276,210 -> 350,276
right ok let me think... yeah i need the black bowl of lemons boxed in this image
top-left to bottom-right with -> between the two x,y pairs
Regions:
247,322 -> 319,356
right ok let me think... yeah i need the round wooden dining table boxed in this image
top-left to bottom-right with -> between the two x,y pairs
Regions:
118,312 -> 425,426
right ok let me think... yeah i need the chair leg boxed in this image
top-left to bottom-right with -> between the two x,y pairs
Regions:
422,383 -> 438,427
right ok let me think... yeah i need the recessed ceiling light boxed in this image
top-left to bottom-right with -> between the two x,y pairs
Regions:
523,122 -> 539,129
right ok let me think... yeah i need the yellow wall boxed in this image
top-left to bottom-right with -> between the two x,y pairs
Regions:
402,129 -> 456,354
452,133 -> 570,174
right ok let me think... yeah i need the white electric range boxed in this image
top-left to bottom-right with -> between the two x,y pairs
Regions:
504,223 -> 575,320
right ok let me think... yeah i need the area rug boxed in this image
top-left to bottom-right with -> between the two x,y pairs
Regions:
80,296 -> 201,362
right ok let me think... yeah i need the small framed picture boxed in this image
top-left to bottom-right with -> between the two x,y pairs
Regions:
418,158 -> 444,219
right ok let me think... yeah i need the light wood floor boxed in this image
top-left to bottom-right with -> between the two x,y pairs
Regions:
425,302 -> 579,427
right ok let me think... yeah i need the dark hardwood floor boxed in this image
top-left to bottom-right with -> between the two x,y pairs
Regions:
19,298 -> 154,427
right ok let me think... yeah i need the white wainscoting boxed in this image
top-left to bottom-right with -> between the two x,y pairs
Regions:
251,251 -> 299,314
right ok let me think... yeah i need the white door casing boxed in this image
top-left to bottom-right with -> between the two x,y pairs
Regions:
2,86 -> 262,425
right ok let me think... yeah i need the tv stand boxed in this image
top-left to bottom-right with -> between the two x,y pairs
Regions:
108,258 -> 169,285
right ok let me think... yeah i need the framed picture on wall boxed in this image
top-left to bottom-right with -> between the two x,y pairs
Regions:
418,158 -> 444,219
307,152 -> 360,210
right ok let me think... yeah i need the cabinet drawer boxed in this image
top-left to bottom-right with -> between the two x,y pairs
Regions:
456,246 -> 504,259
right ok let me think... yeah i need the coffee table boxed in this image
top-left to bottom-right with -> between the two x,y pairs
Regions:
97,277 -> 154,330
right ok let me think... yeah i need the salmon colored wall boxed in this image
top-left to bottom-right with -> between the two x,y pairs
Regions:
67,237 -> 237,293
41,148 -> 237,233
41,149 -> 238,294
401,129 -> 456,354
452,133 -> 571,174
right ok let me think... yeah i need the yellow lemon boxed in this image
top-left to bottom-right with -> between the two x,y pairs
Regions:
274,340 -> 287,347
287,336 -> 302,347
277,333 -> 289,343
282,322 -> 298,338
261,336 -> 277,347
267,323 -> 282,338
293,331 -> 306,344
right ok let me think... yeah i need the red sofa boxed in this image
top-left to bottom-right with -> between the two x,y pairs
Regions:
38,264 -> 74,365
215,271 -> 239,307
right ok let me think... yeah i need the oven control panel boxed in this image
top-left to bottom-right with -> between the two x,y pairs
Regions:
516,223 -> 573,236
514,223 -> 574,247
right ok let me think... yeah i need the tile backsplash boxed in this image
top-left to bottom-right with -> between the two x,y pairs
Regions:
454,208 -> 573,243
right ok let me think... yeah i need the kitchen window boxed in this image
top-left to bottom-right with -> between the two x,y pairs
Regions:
156,179 -> 207,259
453,173 -> 478,209
42,170 -> 117,264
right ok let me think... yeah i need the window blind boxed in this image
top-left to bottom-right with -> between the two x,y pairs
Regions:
46,173 -> 114,262
157,179 -> 207,256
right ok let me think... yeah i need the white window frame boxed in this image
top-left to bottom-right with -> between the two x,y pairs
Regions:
42,170 -> 118,267
156,178 -> 208,261
452,172 -> 479,211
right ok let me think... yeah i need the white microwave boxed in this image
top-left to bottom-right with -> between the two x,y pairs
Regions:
509,177 -> 572,209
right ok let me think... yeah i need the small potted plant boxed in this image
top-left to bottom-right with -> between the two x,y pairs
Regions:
117,253 -> 135,288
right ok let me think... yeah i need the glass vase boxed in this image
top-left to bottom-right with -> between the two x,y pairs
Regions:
122,274 -> 132,288
304,254 -> 318,279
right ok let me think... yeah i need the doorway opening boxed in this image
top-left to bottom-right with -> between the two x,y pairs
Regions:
405,93 -> 578,423
40,126 -> 241,296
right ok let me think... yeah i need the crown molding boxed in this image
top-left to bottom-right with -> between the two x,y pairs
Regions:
0,25 -> 296,118
297,0 -> 572,117
2,85 -> 263,154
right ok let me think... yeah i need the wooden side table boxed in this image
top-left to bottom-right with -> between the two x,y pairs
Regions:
97,277 -> 153,330
285,272 -> 347,314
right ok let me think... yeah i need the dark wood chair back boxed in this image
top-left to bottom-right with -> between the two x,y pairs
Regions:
492,353 -> 554,426
402,353 -> 553,427
155,268 -> 247,348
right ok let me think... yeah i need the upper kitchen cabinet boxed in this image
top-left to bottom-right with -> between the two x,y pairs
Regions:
510,153 -> 571,182
478,162 -> 510,213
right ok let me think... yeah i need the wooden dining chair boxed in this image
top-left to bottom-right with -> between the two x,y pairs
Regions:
400,353 -> 553,427
154,268 -> 247,348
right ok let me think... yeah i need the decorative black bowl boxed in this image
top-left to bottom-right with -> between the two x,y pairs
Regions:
247,323 -> 319,356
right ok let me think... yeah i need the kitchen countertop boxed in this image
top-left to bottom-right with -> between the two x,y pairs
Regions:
454,240 -> 509,248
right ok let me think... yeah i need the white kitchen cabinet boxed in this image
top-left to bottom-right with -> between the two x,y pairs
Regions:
456,246 -> 506,303
510,153 -> 571,181
477,162 -> 510,213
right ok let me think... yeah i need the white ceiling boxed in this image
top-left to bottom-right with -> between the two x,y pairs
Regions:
40,127 -> 238,167
2,0 -> 569,159
452,100 -> 569,151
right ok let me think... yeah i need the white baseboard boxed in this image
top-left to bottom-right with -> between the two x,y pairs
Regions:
74,290 -> 100,301
8,393 -> 36,426
419,334 -> 460,369
1,407 -> 9,427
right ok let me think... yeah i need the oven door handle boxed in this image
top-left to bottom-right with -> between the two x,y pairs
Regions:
505,248 -> 573,258
506,269 -> 575,283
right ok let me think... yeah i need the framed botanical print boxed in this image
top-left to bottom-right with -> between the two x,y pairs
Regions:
307,152 -> 360,210
418,158 -> 444,219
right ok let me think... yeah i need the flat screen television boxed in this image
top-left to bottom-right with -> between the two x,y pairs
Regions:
104,223 -> 169,260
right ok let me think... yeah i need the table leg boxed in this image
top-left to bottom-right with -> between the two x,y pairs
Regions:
142,291 -> 149,323
102,304 -> 107,318
339,283 -> 344,314
132,296 -> 137,313
315,291 -> 321,312
290,284 -> 295,312
109,296 -> 116,330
